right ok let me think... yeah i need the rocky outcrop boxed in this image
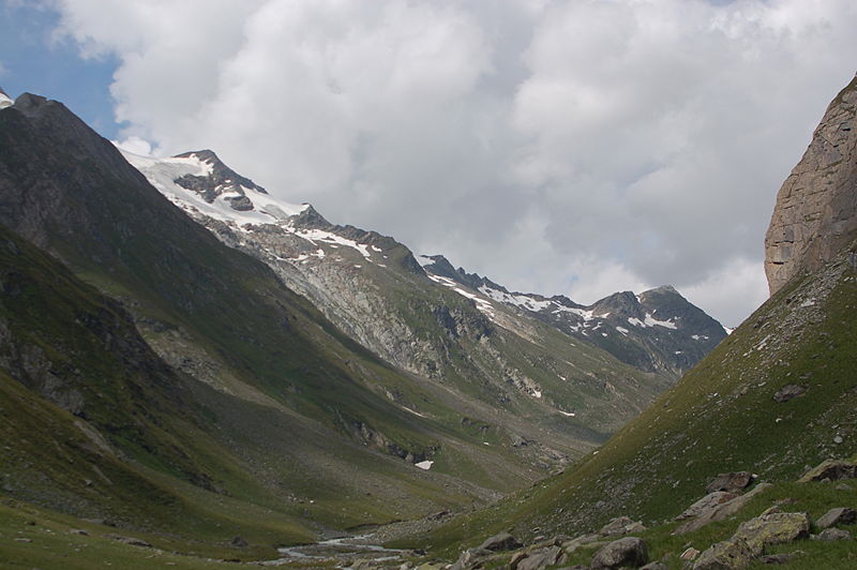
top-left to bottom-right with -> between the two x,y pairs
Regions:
765,75 -> 857,294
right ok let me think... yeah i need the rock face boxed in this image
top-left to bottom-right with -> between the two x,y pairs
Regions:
765,75 -> 857,295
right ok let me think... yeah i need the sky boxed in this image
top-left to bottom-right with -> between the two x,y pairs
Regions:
2,1 -> 856,327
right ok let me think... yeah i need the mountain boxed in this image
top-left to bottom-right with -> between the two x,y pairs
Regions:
0,93 -> 546,549
0,89 -> 730,565
123,147 -> 714,454
765,75 -> 857,295
419,255 -> 726,376
408,75 -> 857,569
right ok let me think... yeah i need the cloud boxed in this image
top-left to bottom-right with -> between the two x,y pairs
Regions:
49,0 -> 857,326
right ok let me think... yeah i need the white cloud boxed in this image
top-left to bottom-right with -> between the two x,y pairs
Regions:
50,0 -> 857,326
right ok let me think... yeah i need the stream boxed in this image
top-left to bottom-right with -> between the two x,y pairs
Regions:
260,534 -> 411,567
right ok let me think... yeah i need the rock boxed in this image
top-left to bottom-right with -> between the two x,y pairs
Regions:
772,384 -> 805,403
478,531 -> 523,552
674,483 -> 772,535
676,492 -> 738,520
590,537 -> 648,569
815,507 -> 857,529
230,535 -> 248,547
514,545 -> 564,570
104,534 -> 153,548
228,195 -> 254,211
640,563 -> 668,570
13,537 -> 32,543
680,547 -> 701,560
449,548 -> 485,570
759,552 -> 799,564
813,528 -> 852,541
797,459 -> 857,482
599,516 -> 647,537
765,75 -> 857,294
693,538 -> 755,570
706,472 -> 755,494
562,533 -> 604,554
69,529 -> 89,535
732,511 -> 810,554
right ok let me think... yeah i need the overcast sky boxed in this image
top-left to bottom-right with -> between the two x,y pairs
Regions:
3,0 -> 857,327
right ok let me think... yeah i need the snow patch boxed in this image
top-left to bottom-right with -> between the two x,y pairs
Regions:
0,92 -> 13,110
628,314 -> 678,329
415,460 -> 434,470
615,326 -> 629,335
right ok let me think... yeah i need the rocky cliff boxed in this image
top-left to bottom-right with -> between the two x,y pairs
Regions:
765,75 -> 857,294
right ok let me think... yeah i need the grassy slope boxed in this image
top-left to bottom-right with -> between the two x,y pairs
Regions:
410,243 -> 857,555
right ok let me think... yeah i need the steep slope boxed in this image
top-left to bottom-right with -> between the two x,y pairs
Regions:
420,255 -> 726,377
766,75 -> 857,294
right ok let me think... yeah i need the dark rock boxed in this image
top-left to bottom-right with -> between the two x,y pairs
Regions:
813,528 -> 852,541
590,536 -> 648,569
815,507 -> 857,529
759,552 -> 799,564
478,531 -> 522,552
230,535 -> 248,547
772,384 -> 806,403
706,472 -> 755,494
105,534 -> 153,548
228,195 -> 254,211
798,459 -> 857,482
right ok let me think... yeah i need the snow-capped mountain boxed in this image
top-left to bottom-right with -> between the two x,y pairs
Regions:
125,148 -> 725,391
419,254 -> 726,376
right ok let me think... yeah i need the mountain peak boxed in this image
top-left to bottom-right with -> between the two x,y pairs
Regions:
174,149 -> 268,196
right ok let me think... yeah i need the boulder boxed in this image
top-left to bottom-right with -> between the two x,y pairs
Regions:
674,483 -> 772,535
639,563 -> 668,570
813,528 -> 852,541
693,538 -> 755,570
513,545 -> 564,570
758,552 -> 799,564
599,516 -> 647,537
732,511 -> 810,554
478,532 -> 523,552
590,537 -> 648,569
815,507 -> 857,529
772,384 -> 805,403
676,492 -> 739,520
797,459 -> 857,483
562,533 -> 604,554
706,472 -> 755,494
